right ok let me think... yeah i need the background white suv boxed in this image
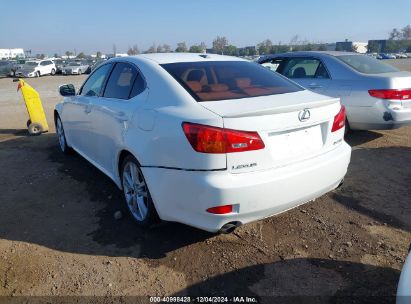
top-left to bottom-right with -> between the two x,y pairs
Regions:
15,59 -> 56,77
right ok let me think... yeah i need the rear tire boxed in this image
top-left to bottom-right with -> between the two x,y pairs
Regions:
344,119 -> 351,136
51,68 -> 56,76
55,115 -> 72,154
121,155 -> 158,227
28,123 -> 43,136
26,120 -> 31,128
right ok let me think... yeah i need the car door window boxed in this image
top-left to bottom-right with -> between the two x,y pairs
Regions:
103,63 -> 139,99
80,63 -> 113,97
282,58 -> 330,79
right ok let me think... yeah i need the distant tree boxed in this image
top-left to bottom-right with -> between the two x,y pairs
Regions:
238,48 -> 249,57
53,53 -> 59,58
189,44 -> 204,53
96,51 -> 102,58
212,36 -> 228,54
200,42 -> 207,51
402,25 -> 411,40
163,44 -> 172,52
224,45 -> 238,56
389,28 -> 402,40
36,54 -> 46,59
257,39 -> 273,55
156,45 -> 164,53
145,44 -> 156,53
301,43 -> 314,51
317,44 -> 327,51
76,52 -> 86,59
351,44 -> 359,53
65,51 -> 73,57
175,42 -> 188,52
289,35 -> 300,45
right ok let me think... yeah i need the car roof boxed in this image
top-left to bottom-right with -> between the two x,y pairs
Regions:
131,53 -> 246,64
263,51 -> 362,58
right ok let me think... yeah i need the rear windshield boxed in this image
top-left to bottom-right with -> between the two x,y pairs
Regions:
337,55 -> 399,74
161,61 -> 302,102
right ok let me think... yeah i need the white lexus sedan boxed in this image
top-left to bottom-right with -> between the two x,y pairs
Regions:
55,53 -> 351,233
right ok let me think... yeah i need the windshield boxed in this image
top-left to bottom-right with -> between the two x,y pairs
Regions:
24,62 -> 39,67
0,62 -> 8,66
68,62 -> 81,66
337,55 -> 399,74
161,61 -> 302,102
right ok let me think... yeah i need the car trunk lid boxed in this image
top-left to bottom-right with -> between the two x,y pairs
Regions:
200,90 -> 343,173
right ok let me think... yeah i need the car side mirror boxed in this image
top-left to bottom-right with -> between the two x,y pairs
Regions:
59,84 -> 76,97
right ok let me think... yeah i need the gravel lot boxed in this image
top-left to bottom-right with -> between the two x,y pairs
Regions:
0,60 -> 410,303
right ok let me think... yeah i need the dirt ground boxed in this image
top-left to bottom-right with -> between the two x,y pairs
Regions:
0,60 -> 410,303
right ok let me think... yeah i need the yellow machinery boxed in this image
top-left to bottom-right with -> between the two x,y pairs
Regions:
15,79 -> 49,135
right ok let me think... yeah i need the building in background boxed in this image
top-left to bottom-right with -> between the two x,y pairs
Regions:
367,39 -> 411,53
0,48 -> 25,59
336,41 -> 367,53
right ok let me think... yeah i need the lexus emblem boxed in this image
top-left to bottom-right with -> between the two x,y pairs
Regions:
298,109 -> 311,122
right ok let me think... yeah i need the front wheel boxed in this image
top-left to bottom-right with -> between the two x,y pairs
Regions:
36,71 -> 40,77
121,155 -> 158,227
51,68 -> 56,75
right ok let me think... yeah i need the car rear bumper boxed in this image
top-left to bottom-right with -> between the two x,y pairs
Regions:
142,142 -> 351,232
348,102 -> 411,130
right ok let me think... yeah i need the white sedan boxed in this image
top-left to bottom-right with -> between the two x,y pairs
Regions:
55,53 -> 351,233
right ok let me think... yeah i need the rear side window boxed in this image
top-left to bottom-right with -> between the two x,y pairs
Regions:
104,63 -> 138,99
161,61 -> 302,102
260,58 -> 285,72
281,58 -> 330,79
337,55 -> 399,74
80,63 -> 113,96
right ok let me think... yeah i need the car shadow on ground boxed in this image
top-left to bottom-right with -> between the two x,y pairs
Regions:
334,145 -> 411,233
345,130 -> 383,147
173,258 -> 399,304
0,134 -> 212,260
0,128 -> 28,135
0,132 -> 409,261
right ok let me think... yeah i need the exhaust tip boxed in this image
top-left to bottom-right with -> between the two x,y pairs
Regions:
219,221 -> 241,234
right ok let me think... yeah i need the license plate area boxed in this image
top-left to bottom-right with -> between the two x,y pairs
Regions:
267,124 -> 324,161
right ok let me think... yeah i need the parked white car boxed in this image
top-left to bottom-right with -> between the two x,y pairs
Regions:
397,247 -> 411,304
15,59 -> 56,77
55,53 -> 351,233
258,52 -> 411,131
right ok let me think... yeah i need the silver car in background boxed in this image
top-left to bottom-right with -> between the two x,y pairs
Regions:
61,61 -> 89,75
258,52 -> 411,130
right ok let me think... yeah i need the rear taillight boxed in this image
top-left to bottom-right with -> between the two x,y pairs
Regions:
368,89 -> 411,100
331,105 -> 346,132
206,205 -> 233,214
182,122 -> 265,154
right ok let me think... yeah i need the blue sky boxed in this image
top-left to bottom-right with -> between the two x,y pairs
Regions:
1,0 -> 410,55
